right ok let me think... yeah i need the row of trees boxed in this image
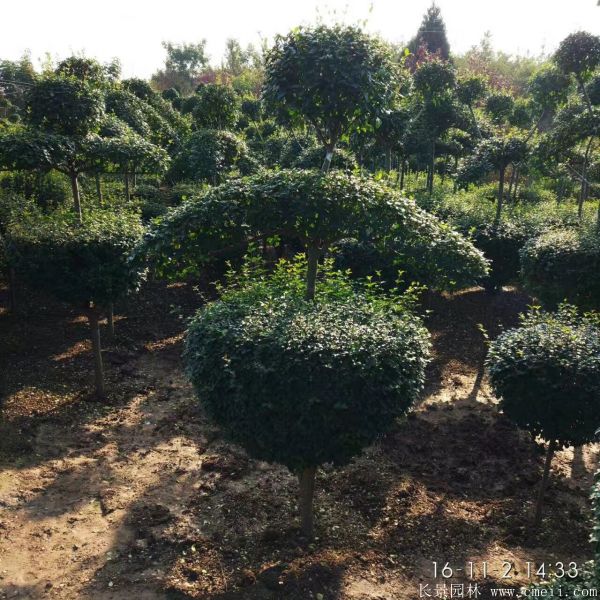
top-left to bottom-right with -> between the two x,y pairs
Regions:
1,8 -> 599,540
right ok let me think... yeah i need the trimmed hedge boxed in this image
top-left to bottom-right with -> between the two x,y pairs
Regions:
487,305 -> 600,447
6,209 -> 146,307
521,227 -> 600,310
184,259 -> 430,470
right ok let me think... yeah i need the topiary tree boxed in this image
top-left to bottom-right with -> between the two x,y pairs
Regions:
554,31 -> 600,112
185,259 -> 430,536
456,74 -> 488,139
484,92 -> 515,124
141,169 -> 487,536
5,210 -> 145,397
0,75 -> 105,220
166,129 -> 254,184
192,84 -> 240,130
487,306 -> 600,529
263,25 -> 398,171
554,32 -> 600,222
520,227 -> 600,311
457,134 -> 528,225
412,59 -> 459,193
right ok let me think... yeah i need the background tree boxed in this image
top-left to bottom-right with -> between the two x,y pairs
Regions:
263,25 -> 398,171
192,83 -> 240,129
151,41 -> 209,94
408,3 -> 451,61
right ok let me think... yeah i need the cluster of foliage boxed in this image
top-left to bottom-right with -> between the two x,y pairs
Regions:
140,169 -> 488,289
5,208 -> 145,307
488,305 -> 600,526
185,256 -> 430,471
488,305 -> 600,448
521,227 -> 600,310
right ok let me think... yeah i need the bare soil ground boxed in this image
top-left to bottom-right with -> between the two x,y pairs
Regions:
0,282 -> 597,600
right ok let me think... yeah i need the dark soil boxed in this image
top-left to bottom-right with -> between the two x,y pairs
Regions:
0,283 -> 596,600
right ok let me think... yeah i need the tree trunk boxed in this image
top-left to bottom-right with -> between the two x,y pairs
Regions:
298,467 -> 317,538
512,167 -> 521,201
507,165 -> 516,199
70,172 -> 83,222
578,137 -> 594,221
385,147 -> 392,173
453,156 -> 459,192
400,160 -> 406,190
305,245 -> 319,301
86,307 -> 106,399
428,140 -> 436,195
533,439 -> 557,530
107,302 -> 115,337
494,166 -> 506,227
95,173 -> 103,203
124,169 -> 130,203
469,105 -> 482,139
321,145 -> 334,173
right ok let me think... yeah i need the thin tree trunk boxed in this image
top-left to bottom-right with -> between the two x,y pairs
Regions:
507,165 -> 516,199
321,145 -> 334,173
400,160 -> 406,190
95,173 -> 103,203
107,302 -> 115,337
70,172 -> 83,222
298,466 -> 317,538
578,137 -> 594,221
494,166 -> 506,227
533,439 -> 557,530
428,140 -> 436,195
469,105 -> 482,139
385,147 -> 392,173
453,156 -> 459,192
512,167 -> 521,201
124,169 -> 130,203
86,307 -> 106,399
305,245 -> 319,301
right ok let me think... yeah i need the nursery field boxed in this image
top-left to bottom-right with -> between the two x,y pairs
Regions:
1,3 -> 600,599
0,281 -> 596,600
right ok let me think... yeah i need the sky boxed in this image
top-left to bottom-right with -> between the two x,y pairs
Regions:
2,0 -> 599,78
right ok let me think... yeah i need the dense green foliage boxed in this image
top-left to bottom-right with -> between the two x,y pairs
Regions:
185,258 -> 430,470
263,25 -> 398,157
141,169 -> 488,287
6,209 -> 145,307
487,306 -> 600,447
520,227 -> 600,310
167,129 -> 254,183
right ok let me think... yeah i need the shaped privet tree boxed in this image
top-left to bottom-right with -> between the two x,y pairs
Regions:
6,210 -> 145,398
141,169 -> 489,536
0,75 -> 104,221
554,32 -> 600,217
487,306 -> 600,529
263,25 -> 398,171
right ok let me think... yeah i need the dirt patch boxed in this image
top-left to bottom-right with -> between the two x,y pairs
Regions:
0,283 -> 596,599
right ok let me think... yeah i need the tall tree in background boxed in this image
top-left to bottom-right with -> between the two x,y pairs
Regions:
151,41 -> 209,94
408,3 -> 451,61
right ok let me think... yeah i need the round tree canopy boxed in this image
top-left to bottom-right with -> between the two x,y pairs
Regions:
184,265 -> 430,470
6,209 -> 146,307
487,306 -> 600,447
140,169 -> 489,287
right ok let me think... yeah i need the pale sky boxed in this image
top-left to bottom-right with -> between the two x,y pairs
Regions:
2,0 -> 599,78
